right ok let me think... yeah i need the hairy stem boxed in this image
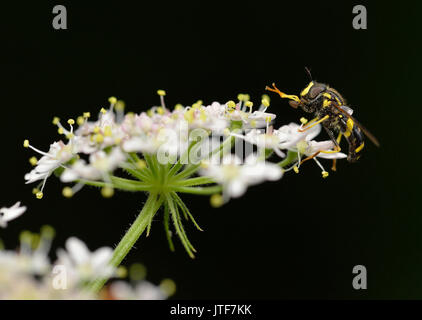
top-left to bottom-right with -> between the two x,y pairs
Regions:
87,193 -> 160,292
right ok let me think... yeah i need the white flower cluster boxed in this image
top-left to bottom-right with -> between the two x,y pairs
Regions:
21,90 -> 351,260
23,91 -> 346,202
0,228 -> 171,300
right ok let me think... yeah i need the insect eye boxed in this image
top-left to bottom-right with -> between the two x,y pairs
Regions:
309,86 -> 324,99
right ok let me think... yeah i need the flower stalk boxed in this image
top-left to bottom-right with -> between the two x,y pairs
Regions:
87,150 -> 221,292
88,193 -> 161,292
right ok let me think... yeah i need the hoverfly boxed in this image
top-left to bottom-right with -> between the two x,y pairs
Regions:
265,70 -> 379,171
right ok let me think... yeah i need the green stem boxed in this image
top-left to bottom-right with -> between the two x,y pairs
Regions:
173,176 -> 215,187
144,153 -> 158,178
163,201 -> 175,251
126,153 -> 153,181
79,176 -> 151,192
110,176 -> 151,190
173,185 -> 222,195
172,134 -> 235,182
210,135 -> 235,157
78,179 -> 112,188
124,167 -> 151,182
166,194 -> 196,258
173,164 -> 201,180
88,193 -> 160,292
171,192 -> 203,231
278,150 -> 298,168
168,139 -> 200,177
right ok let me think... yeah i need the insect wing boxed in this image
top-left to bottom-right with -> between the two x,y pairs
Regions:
334,104 -> 380,147
340,105 -> 354,115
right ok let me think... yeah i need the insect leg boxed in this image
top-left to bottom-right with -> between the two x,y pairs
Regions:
299,151 -> 321,166
331,132 -> 343,171
298,115 -> 329,132
323,127 -> 342,171
303,117 -> 319,127
299,146 -> 341,167
299,128 -> 341,167
336,132 -> 343,145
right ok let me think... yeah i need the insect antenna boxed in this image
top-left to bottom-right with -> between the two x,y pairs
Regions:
304,67 -> 313,81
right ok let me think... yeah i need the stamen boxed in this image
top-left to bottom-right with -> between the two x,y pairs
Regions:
29,157 -> 38,166
258,94 -> 270,113
184,109 -> 195,123
52,117 -> 60,125
62,187 -> 73,198
108,96 -> 117,105
157,107 -> 165,115
115,100 -> 125,111
40,225 -> 55,240
174,104 -> 184,111
297,151 -> 302,167
23,140 -> 50,157
237,93 -> 250,108
210,194 -> 223,208
62,183 -> 84,198
77,116 -> 84,126
313,157 -> 329,178
39,176 -> 48,193
227,100 -> 236,109
192,100 -> 202,109
259,98 -> 270,113
101,186 -> 114,198
19,231 -> 32,254
300,117 -> 308,125
238,94 -> 249,111
262,94 -> 270,104
116,266 -> 128,278
115,100 -> 125,122
54,119 -> 71,136
157,90 -> 166,109
245,101 -> 253,113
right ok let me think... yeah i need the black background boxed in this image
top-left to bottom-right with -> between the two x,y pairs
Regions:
1,1 -> 420,299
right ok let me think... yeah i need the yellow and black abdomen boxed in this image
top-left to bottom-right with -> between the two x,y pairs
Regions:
339,116 -> 365,162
